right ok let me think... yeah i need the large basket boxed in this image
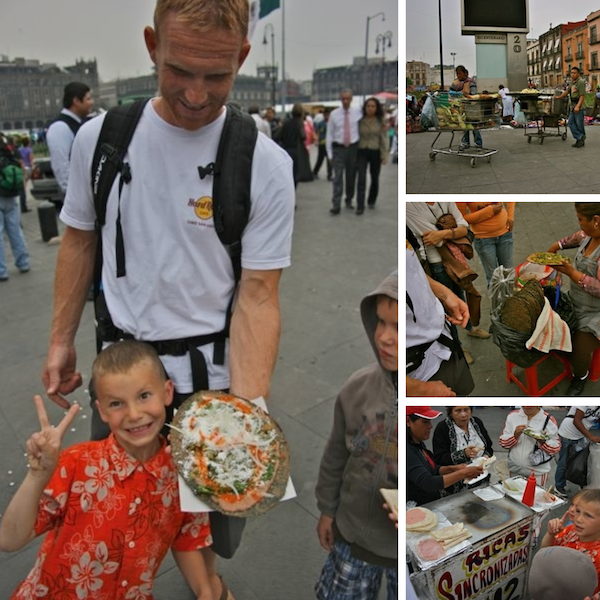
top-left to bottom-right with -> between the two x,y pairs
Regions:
461,98 -> 497,123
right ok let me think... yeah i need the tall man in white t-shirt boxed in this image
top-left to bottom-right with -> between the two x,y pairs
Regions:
555,406 -> 600,497
41,1 -> 295,596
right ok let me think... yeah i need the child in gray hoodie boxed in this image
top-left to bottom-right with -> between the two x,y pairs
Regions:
314,271 -> 398,599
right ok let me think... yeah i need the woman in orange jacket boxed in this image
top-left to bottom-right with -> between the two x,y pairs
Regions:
456,202 -> 515,287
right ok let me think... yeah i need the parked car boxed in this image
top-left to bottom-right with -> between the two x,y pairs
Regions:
30,157 -> 64,210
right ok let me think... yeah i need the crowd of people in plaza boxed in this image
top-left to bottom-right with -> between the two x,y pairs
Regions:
0,1 -> 398,599
406,405 -> 600,600
407,201 -> 600,398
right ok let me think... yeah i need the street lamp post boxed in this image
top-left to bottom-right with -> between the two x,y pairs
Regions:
263,24 -> 276,107
375,31 -> 393,92
438,0 -> 444,89
364,12 -> 385,102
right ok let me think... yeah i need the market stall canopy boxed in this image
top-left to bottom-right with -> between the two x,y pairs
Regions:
374,92 -> 398,101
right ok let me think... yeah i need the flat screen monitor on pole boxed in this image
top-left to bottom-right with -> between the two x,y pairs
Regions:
461,0 -> 529,34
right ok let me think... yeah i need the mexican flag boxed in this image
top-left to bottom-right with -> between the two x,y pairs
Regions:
259,0 -> 280,19
249,0 -> 281,39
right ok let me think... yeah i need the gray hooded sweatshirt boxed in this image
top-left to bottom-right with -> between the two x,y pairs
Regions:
315,271 -> 398,563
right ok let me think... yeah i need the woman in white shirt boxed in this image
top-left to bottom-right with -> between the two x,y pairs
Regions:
499,406 -> 561,486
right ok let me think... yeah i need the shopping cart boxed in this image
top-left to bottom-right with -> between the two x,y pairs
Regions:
512,92 -> 569,144
428,92 -> 500,168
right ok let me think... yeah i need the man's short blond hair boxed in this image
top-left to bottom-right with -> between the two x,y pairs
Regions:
154,0 -> 249,39
92,340 -> 167,383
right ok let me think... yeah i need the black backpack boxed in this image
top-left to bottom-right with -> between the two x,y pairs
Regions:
90,99 -> 258,389
53,112 -> 84,136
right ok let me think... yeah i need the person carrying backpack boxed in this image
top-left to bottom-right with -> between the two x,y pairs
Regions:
41,1 -> 295,598
46,81 -> 94,197
0,135 -> 29,281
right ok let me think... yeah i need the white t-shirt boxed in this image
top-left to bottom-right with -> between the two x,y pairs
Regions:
558,406 -> 600,440
406,245 -> 451,381
61,101 -> 295,392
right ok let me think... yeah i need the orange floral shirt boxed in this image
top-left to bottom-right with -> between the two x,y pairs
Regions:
11,435 -> 211,600
554,523 -> 600,594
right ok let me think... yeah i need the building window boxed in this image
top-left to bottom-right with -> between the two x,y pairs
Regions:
593,52 -> 599,69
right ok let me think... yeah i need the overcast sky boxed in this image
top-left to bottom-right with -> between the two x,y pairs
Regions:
405,0 -> 600,72
0,0 -> 398,82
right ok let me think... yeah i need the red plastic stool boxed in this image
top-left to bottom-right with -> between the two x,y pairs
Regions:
506,352 -> 572,397
590,348 -> 600,382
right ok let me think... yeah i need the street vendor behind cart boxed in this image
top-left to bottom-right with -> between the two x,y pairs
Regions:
449,66 -> 482,151
407,406 -> 483,506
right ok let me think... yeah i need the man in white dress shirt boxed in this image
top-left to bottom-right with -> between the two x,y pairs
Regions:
325,89 -> 362,215
46,82 -> 94,198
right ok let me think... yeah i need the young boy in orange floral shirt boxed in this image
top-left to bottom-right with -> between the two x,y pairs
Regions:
542,488 -> 600,596
0,341 -> 220,600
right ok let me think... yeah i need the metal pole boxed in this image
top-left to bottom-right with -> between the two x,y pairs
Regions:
438,0 -> 444,89
364,13 -> 385,103
271,28 -> 276,107
280,0 -> 286,116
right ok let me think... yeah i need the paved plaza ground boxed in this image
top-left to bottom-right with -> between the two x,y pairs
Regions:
0,158 -> 398,599
406,123 -> 600,194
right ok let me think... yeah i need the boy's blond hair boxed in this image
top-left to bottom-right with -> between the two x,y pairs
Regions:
154,0 -> 249,39
577,489 -> 600,508
92,340 -> 166,383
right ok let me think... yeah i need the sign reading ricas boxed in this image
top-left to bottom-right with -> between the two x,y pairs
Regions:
461,0 -> 529,34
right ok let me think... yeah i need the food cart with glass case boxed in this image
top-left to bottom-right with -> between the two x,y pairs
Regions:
407,483 -> 565,600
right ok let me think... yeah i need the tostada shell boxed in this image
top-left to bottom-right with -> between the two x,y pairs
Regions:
170,391 -> 290,518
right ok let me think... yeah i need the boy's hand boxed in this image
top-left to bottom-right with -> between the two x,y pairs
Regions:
317,514 -> 335,552
547,511 -> 568,535
27,395 -> 80,478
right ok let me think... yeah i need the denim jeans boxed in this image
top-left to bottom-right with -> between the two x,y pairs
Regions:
461,130 -> 482,147
473,231 -> 514,287
554,435 -> 582,490
0,196 -> 29,279
568,109 -> 585,141
428,261 -> 473,331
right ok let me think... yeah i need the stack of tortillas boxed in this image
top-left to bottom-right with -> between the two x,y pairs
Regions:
406,507 -> 438,533
431,523 -> 472,550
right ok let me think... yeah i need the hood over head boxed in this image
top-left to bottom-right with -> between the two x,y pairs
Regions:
360,270 -> 398,368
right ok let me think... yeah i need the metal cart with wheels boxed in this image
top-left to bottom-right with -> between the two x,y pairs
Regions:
512,92 -> 569,144
429,93 -> 499,168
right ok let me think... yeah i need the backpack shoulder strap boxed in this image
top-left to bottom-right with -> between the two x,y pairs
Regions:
212,103 -> 258,284
54,113 -> 82,136
91,98 -> 149,228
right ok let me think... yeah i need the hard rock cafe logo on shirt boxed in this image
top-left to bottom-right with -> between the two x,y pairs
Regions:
188,196 -> 213,221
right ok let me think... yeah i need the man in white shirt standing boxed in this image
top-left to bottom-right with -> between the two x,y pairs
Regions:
555,406 -> 600,497
46,82 -> 94,200
325,89 -> 361,215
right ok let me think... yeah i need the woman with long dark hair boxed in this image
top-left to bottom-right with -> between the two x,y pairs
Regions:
277,103 -> 308,188
356,97 -> 388,215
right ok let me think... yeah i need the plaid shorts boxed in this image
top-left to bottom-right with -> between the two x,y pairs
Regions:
315,540 -> 398,600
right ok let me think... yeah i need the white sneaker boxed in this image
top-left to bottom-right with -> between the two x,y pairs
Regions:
459,143 -> 470,151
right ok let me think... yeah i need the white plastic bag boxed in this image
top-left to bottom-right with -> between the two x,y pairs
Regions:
490,266 -> 516,321
420,95 -> 437,129
586,442 -> 600,489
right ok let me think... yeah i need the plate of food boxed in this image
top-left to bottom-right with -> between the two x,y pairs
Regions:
527,252 -> 570,266
523,428 -> 550,441
170,391 -> 291,517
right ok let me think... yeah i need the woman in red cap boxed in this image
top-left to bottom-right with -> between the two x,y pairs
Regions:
407,406 -> 483,506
